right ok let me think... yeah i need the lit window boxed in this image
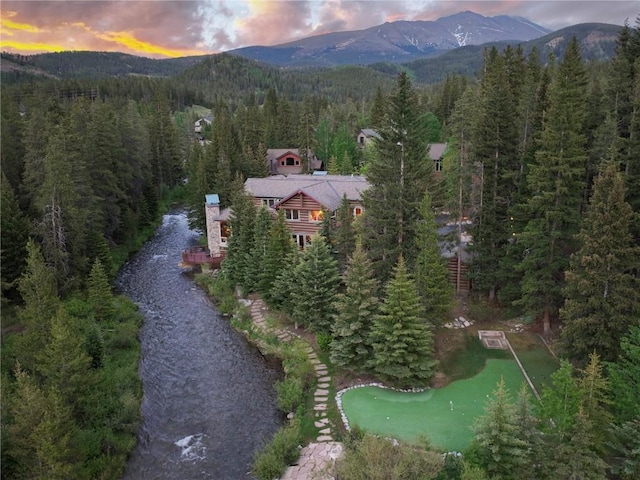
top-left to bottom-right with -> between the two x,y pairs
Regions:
353,206 -> 363,217
285,209 -> 300,221
309,210 -> 324,222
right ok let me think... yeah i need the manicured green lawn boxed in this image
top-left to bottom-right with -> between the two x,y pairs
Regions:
340,359 -> 527,452
507,333 -> 559,394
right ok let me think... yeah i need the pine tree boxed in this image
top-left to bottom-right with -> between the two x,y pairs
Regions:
330,241 -> 380,370
577,352 -> 611,451
517,37 -> 588,333
245,206 -> 272,292
545,408 -> 608,480
35,123 -> 89,290
260,209 -> 296,304
414,191 -> 453,323
1,172 -> 28,301
608,417 -> 640,480
15,241 -> 60,373
607,18 -> 640,211
36,308 -> 93,410
222,184 -> 256,291
362,73 -> 433,281
513,384 -> 541,480
87,259 -> 115,323
8,365 -> 76,480
370,256 -> 436,387
538,360 -> 581,439
269,249 -> 300,315
298,94 -> 317,173
334,194 -> 355,268
471,378 -> 529,480
469,47 -> 521,301
369,86 -> 387,129
607,326 -> 640,422
291,235 -> 340,333
560,162 -> 640,362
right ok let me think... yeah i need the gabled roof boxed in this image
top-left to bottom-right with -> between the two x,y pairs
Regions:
266,148 -> 323,171
245,174 -> 369,211
429,143 -> 447,160
359,128 -> 381,139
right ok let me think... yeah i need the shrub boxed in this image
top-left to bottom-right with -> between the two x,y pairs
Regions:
276,377 -> 305,413
316,331 -> 332,352
252,420 -> 302,480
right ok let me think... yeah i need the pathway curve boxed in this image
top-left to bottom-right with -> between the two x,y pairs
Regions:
248,299 -> 343,480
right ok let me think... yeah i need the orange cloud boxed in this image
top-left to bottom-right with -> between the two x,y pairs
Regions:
0,39 -> 68,53
96,30 -> 208,58
1,17 -> 43,33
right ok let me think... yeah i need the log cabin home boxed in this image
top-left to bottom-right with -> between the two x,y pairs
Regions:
244,173 -> 369,249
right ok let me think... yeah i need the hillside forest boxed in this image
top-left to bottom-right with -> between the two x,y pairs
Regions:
1,18 -> 639,480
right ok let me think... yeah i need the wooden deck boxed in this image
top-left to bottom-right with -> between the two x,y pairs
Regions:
180,246 -> 225,268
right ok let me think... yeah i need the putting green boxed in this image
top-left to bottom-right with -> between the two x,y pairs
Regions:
340,359 -> 527,452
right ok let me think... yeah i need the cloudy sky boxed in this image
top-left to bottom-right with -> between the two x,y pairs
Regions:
1,1 -> 638,58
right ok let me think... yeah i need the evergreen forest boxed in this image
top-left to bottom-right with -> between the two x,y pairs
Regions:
1,18 -> 639,480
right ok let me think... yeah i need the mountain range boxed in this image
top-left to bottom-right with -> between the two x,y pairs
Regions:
230,11 -> 551,66
0,12 -> 623,85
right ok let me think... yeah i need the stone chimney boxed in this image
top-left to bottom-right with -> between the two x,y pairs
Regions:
205,194 -> 222,256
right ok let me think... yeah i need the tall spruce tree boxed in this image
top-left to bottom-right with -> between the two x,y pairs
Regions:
291,235 -> 340,333
517,37 -> 588,333
471,378 -> 529,480
469,47 -> 521,301
414,191 -> 453,323
334,194 -> 355,268
370,256 -> 436,387
362,72 -> 433,281
244,206 -> 272,292
260,209 -> 296,304
87,259 -> 115,323
330,241 -> 380,370
222,184 -> 256,290
15,241 -> 60,373
560,162 -> 640,362
607,18 -> 640,211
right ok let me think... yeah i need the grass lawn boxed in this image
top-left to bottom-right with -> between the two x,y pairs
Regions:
507,332 -> 559,394
340,358 -> 528,452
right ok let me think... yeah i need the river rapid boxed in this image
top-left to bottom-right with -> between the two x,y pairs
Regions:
117,212 -> 282,479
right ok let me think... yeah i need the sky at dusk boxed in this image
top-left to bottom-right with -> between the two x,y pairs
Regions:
1,1 -> 638,59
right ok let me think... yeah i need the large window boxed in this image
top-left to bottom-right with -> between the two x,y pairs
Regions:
285,209 -> 300,221
309,210 -> 324,222
262,198 -> 277,207
434,159 -> 443,172
292,234 -> 311,249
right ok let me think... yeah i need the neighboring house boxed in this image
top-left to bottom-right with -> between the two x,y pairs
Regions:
194,116 -> 213,134
357,128 -> 382,148
429,143 -> 447,176
244,173 -> 369,249
358,129 -> 447,175
266,149 -> 323,175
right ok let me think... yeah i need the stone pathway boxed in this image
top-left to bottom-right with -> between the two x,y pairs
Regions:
248,299 -> 343,480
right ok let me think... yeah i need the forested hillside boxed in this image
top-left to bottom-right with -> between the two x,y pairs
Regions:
1,15 -> 639,479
